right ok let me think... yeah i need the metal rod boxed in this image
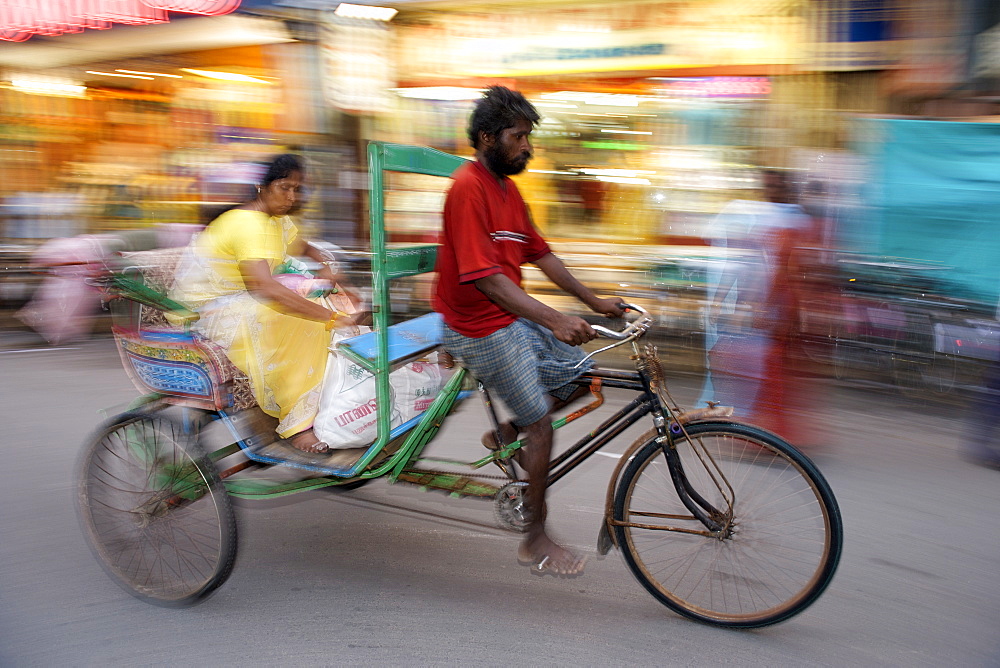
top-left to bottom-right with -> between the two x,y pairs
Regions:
547,401 -> 655,487
607,519 -> 716,537
548,396 -> 648,470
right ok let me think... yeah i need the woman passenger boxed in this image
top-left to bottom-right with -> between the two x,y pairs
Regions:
170,154 -> 351,454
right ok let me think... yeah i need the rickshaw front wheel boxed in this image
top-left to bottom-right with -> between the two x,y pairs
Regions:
75,412 -> 238,607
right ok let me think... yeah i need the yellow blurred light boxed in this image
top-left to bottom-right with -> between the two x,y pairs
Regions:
180,68 -> 272,84
600,129 -> 653,135
116,69 -> 183,78
597,176 -> 651,185
10,77 -> 86,97
393,86 -> 483,100
556,24 -> 611,33
540,91 -> 588,102
334,3 -> 397,21
86,71 -> 154,80
581,169 -> 656,178
540,91 -> 641,107
534,102 -> 578,109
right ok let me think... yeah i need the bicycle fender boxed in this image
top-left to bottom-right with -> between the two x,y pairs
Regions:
598,427 -> 655,554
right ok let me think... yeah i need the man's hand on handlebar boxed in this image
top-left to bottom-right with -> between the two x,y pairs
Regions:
590,296 -> 627,319
551,313 -> 599,346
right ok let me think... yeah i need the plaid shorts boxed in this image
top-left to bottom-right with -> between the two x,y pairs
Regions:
443,318 -> 592,427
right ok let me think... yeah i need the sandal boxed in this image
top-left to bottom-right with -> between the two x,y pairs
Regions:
516,543 -> 587,577
287,429 -> 331,455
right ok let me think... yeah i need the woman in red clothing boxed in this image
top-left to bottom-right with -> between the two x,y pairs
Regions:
705,170 -> 819,445
745,173 -> 828,446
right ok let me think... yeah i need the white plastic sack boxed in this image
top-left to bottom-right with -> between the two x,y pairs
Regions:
313,329 -> 445,449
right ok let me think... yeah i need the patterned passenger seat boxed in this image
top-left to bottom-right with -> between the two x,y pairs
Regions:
112,247 -> 257,411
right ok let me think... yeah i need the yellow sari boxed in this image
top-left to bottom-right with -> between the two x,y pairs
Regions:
169,209 -> 328,438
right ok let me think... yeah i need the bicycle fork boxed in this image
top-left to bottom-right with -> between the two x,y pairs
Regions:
655,426 -> 731,537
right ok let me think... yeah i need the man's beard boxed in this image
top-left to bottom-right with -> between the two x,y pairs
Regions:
483,141 -> 530,176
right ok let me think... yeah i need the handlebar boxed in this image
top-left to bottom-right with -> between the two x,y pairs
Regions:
573,302 -> 653,368
592,302 -> 652,340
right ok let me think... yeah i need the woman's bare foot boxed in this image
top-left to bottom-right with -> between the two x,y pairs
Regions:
518,533 -> 586,576
287,429 -> 330,454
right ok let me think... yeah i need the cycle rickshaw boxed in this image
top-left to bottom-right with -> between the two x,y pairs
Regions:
76,143 -> 843,629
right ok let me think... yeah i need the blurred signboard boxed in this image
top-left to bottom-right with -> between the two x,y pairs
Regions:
808,0 -> 898,71
656,77 -> 772,98
0,0 -> 241,42
321,15 -> 395,114
396,2 -> 804,82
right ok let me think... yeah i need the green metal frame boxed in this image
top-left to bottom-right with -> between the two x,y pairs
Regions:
115,142 -> 628,500
351,142 -> 467,473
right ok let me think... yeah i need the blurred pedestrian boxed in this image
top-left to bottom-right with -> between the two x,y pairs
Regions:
962,294 -> 1000,469
699,169 -> 816,444
16,224 -> 201,345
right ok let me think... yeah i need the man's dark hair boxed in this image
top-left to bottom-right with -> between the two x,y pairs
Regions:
467,86 -> 540,149
261,154 -> 304,186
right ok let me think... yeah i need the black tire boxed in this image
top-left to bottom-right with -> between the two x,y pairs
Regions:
612,422 -> 842,628
75,412 -> 238,607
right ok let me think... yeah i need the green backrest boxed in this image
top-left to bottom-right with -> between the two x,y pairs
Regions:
361,142 -> 465,461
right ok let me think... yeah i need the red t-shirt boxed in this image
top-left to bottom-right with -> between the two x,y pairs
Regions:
433,160 -> 550,337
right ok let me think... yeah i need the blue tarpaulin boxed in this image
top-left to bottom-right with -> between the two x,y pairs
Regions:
860,119 -> 1000,308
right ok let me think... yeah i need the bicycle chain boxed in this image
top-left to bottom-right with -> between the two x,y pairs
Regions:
403,459 -> 523,483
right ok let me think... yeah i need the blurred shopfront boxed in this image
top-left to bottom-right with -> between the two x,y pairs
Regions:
348,0 -> 894,338
3,0 -> 969,257
369,0 -> 893,254
0,12 -> 357,244
0,0 -> 914,252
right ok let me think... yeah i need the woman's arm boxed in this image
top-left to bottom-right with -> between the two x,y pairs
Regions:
300,240 -> 362,309
300,240 -> 340,284
240,259 -> 335,322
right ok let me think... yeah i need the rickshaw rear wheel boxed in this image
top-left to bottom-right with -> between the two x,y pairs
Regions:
76,412 -> 238,607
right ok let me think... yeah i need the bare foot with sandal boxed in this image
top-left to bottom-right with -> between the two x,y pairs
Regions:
512,418 -> 588,576
287,428 -> 331,454
518,532 -> 587,576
